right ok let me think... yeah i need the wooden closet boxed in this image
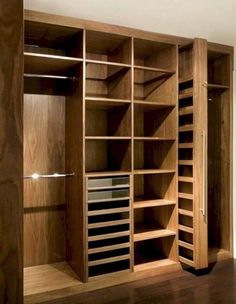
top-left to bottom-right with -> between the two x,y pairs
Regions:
0,8 -> 233,304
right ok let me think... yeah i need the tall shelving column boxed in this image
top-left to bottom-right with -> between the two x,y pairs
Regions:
84,31 -> 133,280
132,39 -> 178,271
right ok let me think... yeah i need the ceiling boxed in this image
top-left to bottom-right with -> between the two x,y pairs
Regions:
24,0 -> 235,46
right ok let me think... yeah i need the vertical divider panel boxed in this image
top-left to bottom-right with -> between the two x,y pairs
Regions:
193,38 -> 208,269
130,37 -> 135,271
0,0 -> 23,302
66,29 -> 87,282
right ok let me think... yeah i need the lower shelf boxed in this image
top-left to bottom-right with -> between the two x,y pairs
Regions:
134,258 -> 177,272
24,262 -> 81,296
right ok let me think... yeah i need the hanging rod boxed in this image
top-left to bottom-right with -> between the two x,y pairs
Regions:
24,73 -> 76,81
24,173 -> 75,179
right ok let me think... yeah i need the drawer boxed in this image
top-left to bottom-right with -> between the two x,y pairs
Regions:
88,189 -> 130,203
88,176 -> 129,190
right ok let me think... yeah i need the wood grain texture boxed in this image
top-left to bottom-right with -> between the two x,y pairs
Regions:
192,38 -> 208,269
24,10 -> 191,46
24,94 -> 66,267
66,57 -> 86,281
0,1 -> 23,303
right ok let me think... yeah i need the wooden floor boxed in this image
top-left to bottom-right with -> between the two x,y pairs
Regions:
30,259 -> 236,304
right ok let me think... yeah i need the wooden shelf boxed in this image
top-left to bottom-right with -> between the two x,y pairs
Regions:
88,219 -> 130,229
134,227 -> 176,242
86,171 -> 131,177
88,196 -> 130,204
178,176 -> 193,183
88,254 -> 130,267
179,256 -> 194,267
88,230 -> 130,242
179,91 -> 193,100
24,52 -> 82,76
179,106 -> 193,116
133,100 -> 175,111
179,143 -> 193,149
85,136 -> 131,140
88,207 -> 130,217
133,169 -> 175,175
88,242 -> 130,254
85,97 -> 131,109
178,208 -> 193,217
179,76 -> 193,84
134,137 -> 176,141
178,160 -> 193,166
178,193 -> 193,200
88,184 -> 129,191
134,199 -> 176,209
207,83 -> 230,90
134,65 -> 175,74
178,240 -> 194,251
179,224 -> 194,234
134,65 -> 175,85
179,124 -> 194,132
86,59 -> 131,68
134,258 -> 177,272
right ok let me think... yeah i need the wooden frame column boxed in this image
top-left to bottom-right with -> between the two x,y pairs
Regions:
0,0 -> 23,303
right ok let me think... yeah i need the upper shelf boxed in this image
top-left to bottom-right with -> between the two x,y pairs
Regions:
86,30 -> 132,65
25,21 -> 84,58
24,52 -> 82,76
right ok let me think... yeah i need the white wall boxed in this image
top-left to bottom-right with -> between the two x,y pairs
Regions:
24,0 -> 236,256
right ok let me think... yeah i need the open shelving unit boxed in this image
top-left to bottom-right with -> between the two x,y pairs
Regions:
21,11 -> 233,302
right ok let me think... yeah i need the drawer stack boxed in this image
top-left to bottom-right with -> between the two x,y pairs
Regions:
86,175 -> 131,278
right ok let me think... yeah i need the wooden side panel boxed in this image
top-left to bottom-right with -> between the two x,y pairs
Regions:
193,38 -> 208,269
66,63 -> 86,281
24,95 -> 66,267
0,1 -> 23,303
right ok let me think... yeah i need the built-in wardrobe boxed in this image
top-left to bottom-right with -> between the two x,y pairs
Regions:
0,8 -> 233,304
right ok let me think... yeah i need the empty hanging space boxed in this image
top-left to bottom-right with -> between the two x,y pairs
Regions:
24,22 -> 85,296
207,49 -> 232,262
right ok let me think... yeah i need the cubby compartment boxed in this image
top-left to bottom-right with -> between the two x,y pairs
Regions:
179,230 -> 193,245
25,21 -> 83,58
134,205 -> 176,241
134,38 -> 175,70
86,102 -> 131,137
208,51 -> 230,87
134,173 -> 176,203
85,139 -> 131,174
179,214 -> 193,228
24,22 -> 83,78
134,106 -> 176,138
134,39 -> 176,103
134,140 -> 176,170
86,62 -> 131,100
179,198 -> 193,212
179,182 -> 193,194
86,31 -> 131,64
134,236 -> 176,269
